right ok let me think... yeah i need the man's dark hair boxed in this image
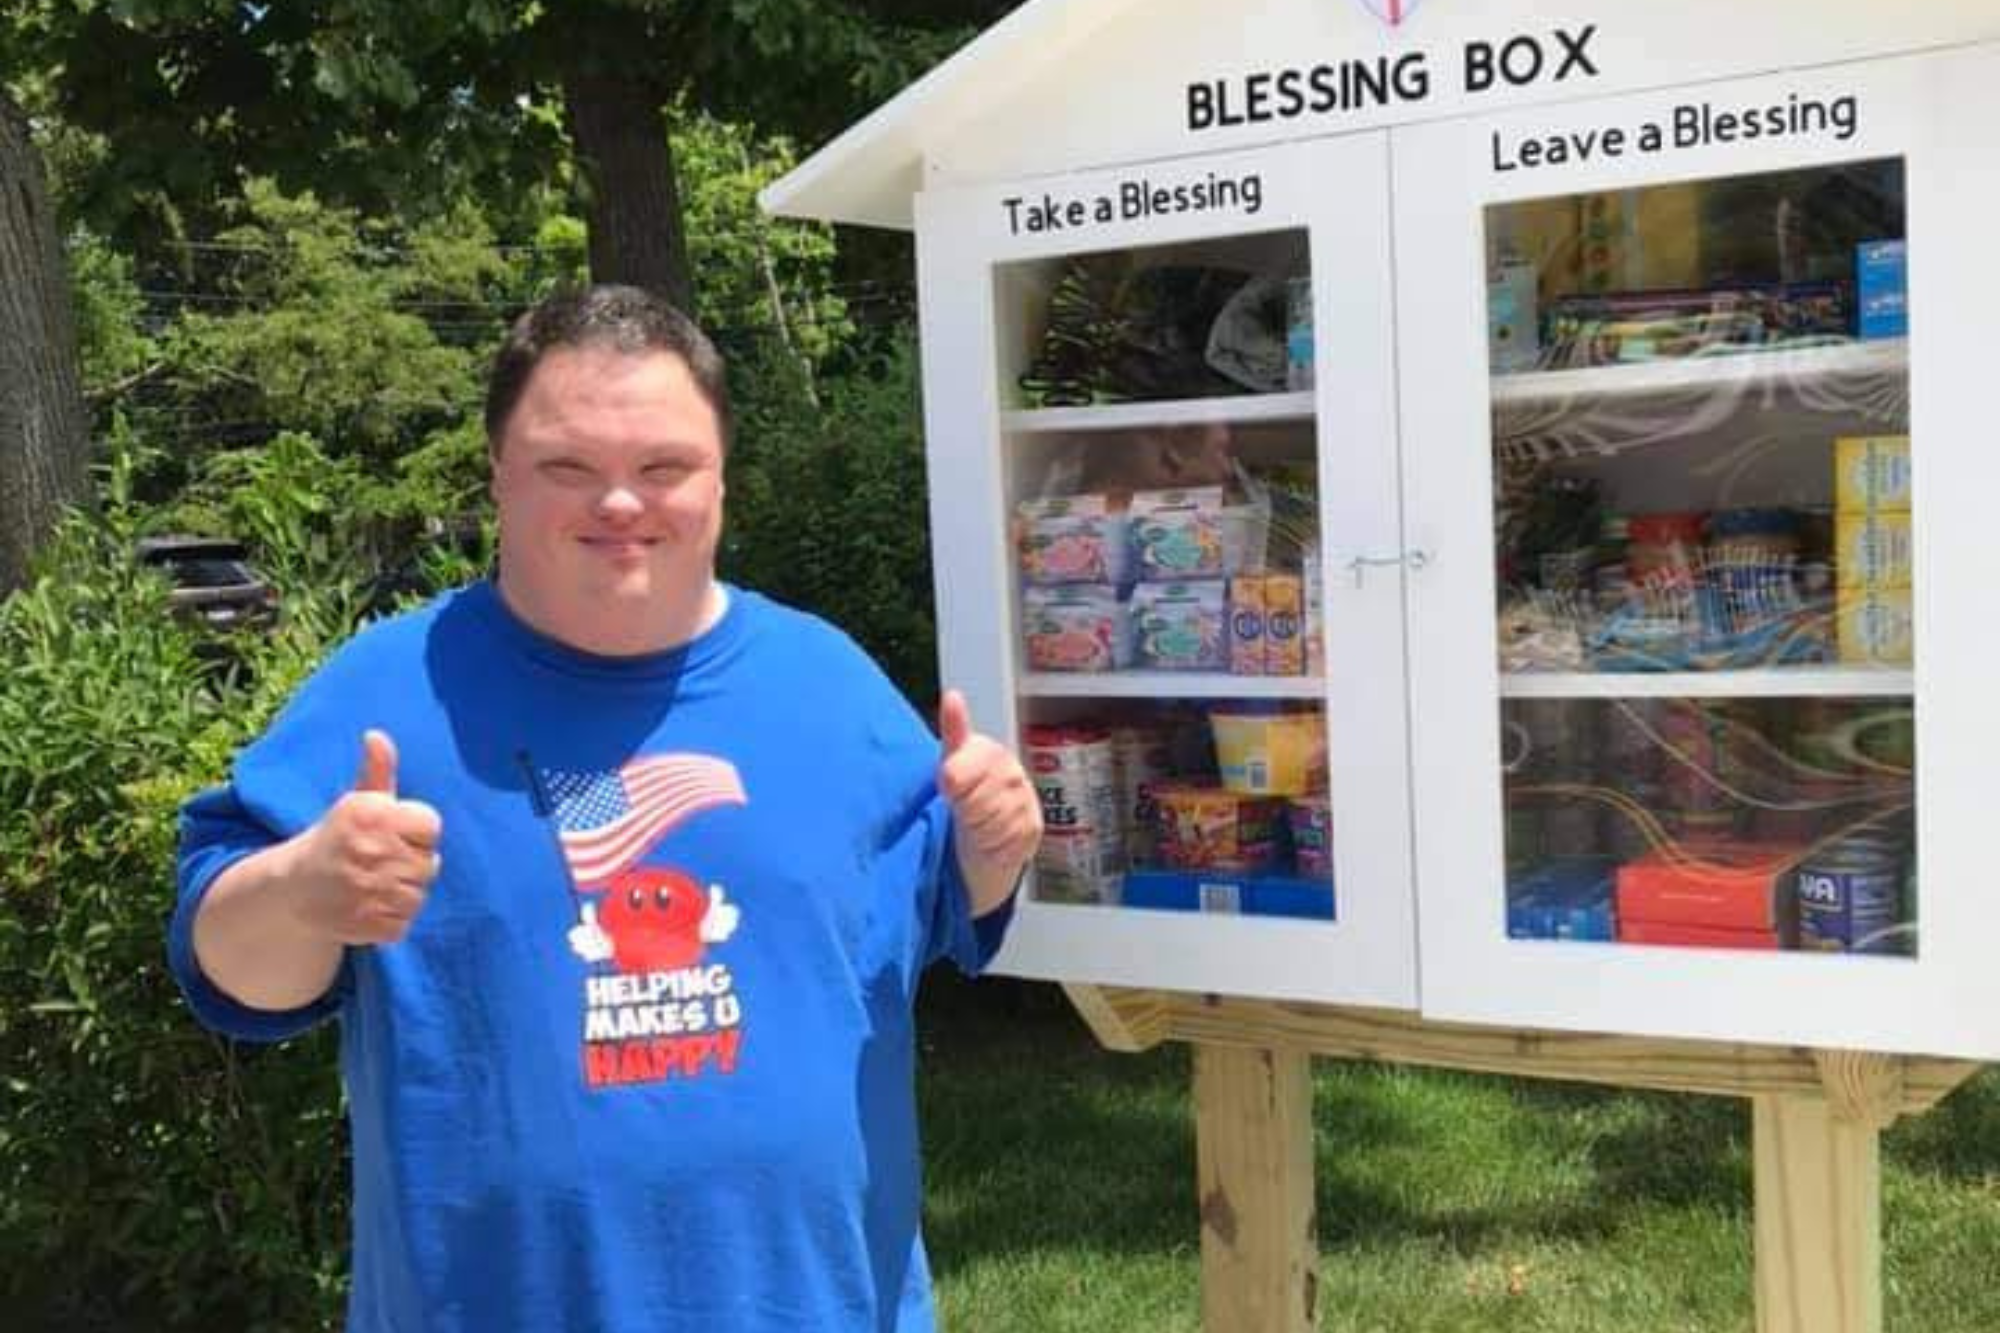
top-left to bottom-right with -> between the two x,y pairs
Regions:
484,284 -> 731,450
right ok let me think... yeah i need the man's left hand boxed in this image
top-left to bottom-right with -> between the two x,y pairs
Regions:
937,689 -> 1042,916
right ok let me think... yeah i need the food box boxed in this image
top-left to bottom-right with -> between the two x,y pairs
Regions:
1833,435 -> 1912,515
1130,581 -> 1227,671
1022,586 -> 1130,672
1017,494 -> 1130,586
1614,841 -> 1802,935
1120,869 -> 1336,921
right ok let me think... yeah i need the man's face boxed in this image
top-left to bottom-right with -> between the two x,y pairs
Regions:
490,345 -> 725,655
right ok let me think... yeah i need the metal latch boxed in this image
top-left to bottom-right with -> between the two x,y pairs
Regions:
1346,548 -> 1431,587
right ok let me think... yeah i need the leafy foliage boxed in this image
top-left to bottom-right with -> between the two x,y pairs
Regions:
724,331 -> 937,704
0,504 -> 352,1332
155,180 -> 482,465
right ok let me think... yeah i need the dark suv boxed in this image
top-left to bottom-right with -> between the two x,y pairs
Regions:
135,535 -> 279,631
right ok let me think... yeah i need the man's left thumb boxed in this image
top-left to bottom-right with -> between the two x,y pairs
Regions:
938,689 -> 974,756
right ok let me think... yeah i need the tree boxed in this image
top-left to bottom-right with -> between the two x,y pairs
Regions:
7,0 -> 1019,300
0,85 -> 88,592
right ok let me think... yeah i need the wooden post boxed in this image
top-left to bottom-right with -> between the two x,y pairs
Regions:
1066,989 -> 1983,1333
1751,1053 -> 1902,1333
1193,1044 -> 1318,1333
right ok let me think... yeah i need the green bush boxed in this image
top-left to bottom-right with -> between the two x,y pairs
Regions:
723,329 -> 938,706
0,512 -> 353,1332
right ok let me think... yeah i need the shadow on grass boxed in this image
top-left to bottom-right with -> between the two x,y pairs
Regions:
916,974 -> 1193,1268
1315,1071 -> 1748,1256
918,978 -> 1762,1278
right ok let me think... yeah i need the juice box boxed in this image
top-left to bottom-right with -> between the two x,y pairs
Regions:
1228,576 -> 1267,676
1833,435 -> 1911,515
1302,543 -> 1325,677
1263,574 -> 1305,676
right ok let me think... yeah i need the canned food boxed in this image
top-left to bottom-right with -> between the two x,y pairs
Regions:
1110,723 -> 1174,865
1025,725 -> 1124,889
1796,832 -> 1908,954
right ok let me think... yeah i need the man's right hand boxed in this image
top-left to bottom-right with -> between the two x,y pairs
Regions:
286,730 -> 444,945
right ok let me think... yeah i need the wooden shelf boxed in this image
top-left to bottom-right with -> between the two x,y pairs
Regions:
1499,667 -> 1913,700
1003,391 -> 1315,435
1492,338 -> 1907,410
1020,672 -> 1325,699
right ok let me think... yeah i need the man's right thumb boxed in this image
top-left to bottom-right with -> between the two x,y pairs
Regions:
356,729 -> 398,795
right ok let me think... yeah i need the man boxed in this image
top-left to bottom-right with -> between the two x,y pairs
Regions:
169,285 -> 1042,1332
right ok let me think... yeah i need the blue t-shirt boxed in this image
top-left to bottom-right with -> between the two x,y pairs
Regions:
168,582 -> 1013,1333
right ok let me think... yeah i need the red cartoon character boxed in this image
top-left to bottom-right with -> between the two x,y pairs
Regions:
568,866 -> 740,973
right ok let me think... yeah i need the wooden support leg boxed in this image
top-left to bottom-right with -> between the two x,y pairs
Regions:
1752,1093 -> 1882,1333
1194,1044 -> 1317,1333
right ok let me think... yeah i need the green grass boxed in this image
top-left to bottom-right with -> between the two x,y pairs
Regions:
916,976 -> 2000,1332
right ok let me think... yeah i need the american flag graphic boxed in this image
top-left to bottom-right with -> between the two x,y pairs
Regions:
542,754 -> 748,887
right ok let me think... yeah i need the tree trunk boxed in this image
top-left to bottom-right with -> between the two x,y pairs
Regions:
0,88 -> 90,594
561,66 -> 694,311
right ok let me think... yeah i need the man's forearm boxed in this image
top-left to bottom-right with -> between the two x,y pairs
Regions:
191,837 -> 345,1012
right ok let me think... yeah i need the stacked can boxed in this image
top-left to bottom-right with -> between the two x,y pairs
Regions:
1795,830 -> 1909,954
1834,435 -> 1913,665
1024,726 -> 1125,903
1110,722 -> 1174,866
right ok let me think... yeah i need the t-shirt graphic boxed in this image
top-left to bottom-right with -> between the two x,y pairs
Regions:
539,753 -> 751,1091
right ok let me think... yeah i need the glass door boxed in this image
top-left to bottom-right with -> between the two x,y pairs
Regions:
915,136 -> 1417,1007
1397,46 -> 2000,1057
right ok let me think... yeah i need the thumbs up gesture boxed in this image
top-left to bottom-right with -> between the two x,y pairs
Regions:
286,730 -> 445,945
936,690 -> 1042,916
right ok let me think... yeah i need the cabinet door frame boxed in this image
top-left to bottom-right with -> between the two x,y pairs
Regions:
1395,45 -> 2000,1058
915,136 -> 1420,1008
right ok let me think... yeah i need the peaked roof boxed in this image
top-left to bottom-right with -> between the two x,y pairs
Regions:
764,0 -> 2000,231
761,0 -> 1137,231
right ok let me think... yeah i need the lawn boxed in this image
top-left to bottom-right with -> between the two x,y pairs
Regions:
916,975 -> 2000,1332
